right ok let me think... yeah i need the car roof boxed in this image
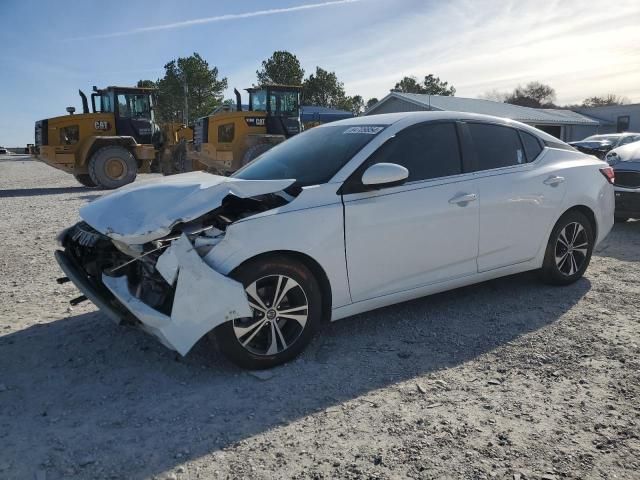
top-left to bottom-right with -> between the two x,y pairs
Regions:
318,111 -> 563,143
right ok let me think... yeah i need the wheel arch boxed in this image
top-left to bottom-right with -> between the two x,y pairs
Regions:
231,250 -> 333,323
559,204 -> 597,240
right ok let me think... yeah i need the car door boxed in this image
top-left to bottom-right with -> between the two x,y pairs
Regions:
464,122 -> 567,272
341,121 -> 479,302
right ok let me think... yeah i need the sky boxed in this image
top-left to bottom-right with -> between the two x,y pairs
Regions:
1,0 -> 639,146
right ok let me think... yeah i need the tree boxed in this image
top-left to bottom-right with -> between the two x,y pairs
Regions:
393,76 -> 426,94
392,74 -> 455,95
479,89 -> 507,102
366,97 -> 379,110
155,52 -> 227,124
505,81 -> 556,108
338,95 -> 364,116
582,94 -> 629,107
256,51 -> 305,86
302,67 -> 347,108
137,79 -> 156,88
422,74 -> 455,96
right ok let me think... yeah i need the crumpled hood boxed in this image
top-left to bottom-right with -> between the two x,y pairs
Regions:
80,172 -> 295,244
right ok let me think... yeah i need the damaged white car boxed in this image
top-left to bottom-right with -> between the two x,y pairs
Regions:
56,112 -> 615,369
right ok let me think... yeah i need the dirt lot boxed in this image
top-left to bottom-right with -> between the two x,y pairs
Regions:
1,155 -> 639,480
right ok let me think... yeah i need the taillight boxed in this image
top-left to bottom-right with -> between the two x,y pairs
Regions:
600,166 -> 615,184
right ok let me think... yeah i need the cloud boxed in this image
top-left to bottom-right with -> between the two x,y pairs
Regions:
66,0 -> 362,40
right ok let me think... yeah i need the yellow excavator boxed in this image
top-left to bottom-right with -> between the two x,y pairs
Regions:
33,86 -> 160,189
162,84 -> 302,175
33,83 -> 301,187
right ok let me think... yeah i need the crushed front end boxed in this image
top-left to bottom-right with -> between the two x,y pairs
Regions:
55,182 -> 293,355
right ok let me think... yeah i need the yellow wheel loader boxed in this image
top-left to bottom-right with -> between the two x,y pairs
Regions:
164,84 -> 302,175
32,86 -> 158,189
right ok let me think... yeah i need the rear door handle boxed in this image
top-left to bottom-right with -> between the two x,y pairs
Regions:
544,175 -> 565,186
448,192 -> 477,205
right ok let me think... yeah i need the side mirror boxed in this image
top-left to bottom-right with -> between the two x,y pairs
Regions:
361,163 -> 409,188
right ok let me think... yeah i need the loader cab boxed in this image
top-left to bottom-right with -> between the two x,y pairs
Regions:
90,86 -> 156,145
246,85 -> 301,137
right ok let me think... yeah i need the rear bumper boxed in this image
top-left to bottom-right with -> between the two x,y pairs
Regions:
614,188 -> 640,218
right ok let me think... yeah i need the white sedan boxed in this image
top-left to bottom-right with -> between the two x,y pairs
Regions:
56,112 -> 615,369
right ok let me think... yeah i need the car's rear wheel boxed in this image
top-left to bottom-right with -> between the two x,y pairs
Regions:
540,211 -> 594,285
214,256 -> 322,369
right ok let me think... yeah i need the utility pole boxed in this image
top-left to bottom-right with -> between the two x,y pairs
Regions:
182,74 -> 189,124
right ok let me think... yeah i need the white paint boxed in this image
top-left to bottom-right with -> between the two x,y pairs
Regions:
102,234 -> 252,355
80,172 -> 294,244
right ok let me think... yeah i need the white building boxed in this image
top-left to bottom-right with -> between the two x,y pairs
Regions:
365,92 -> 607,142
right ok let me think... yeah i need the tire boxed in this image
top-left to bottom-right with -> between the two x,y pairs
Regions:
614,216 -> 629,223
73,173 -> 97,188
540,210 -> 594,285
241,143 -> 273,167
214,256 -> 322,369
88,145 -> 137,189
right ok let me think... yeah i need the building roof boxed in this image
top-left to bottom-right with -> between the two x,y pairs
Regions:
366,92 -> 602,126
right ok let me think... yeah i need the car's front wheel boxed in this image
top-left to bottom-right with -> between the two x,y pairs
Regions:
540,210 -> 594,285
214,256 -> 322,369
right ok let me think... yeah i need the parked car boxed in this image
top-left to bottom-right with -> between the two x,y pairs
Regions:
605,141 -> 640,221
0,147 -> 8,154
55,112 -> 615,369
569,133 -> 640,159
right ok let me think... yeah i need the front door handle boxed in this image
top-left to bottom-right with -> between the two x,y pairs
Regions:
544,175 -> 565,186
448,192 -> 477,206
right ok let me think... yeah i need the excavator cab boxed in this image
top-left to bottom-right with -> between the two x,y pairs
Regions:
89,86 -> 157,145
245,85 -> 302,137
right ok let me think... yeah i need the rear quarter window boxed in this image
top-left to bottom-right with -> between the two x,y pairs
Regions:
519,131 -> 543,162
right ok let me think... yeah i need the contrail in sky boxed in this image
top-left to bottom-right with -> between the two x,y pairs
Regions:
67,0 -> 362,40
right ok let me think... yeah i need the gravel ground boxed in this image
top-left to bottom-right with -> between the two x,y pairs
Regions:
1,155 -> 639,480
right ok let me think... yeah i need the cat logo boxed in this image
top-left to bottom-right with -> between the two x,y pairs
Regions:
244,117 -> 266,127
94,120 -> 111,131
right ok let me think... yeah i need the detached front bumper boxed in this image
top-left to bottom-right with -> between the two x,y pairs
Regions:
56,233 -> 252,356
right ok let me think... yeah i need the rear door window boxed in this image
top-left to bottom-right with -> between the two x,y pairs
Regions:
368,122 -> 462,182
467,123 -> 526,170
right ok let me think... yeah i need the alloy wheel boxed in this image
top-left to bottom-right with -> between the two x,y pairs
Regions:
555,222 -> 589,276
233,275 -> 309,356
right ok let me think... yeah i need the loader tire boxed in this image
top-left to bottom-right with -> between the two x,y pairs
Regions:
88,146 -> 137,189
241,143 -> 273,167
73,173 -> 97,188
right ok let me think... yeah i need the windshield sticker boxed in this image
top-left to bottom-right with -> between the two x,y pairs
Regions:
343,126 -> 385,135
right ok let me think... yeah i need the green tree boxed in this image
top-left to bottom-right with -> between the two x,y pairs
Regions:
256,51 -> 305,86
366,97 -> 379,110
136,79 -> 157,88
156,52 -> 227,124
302,67 -> 347,107
336,95 -> 364,116
582,94 -> 629,107
505,81 -> 556,108
392,74 -> 455,95
393,76 -> 425,94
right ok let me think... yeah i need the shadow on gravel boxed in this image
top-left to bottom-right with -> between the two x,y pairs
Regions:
0,186 -> 101,198
594,219 -> 640,262
0,272 -> 590,479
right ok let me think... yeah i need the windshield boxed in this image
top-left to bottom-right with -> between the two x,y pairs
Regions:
116,93 -> 152,119
270,90 -> 299,116
233,124 -> 387,186
251,90 -> 267,112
